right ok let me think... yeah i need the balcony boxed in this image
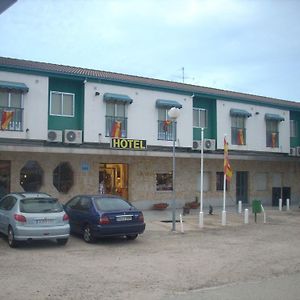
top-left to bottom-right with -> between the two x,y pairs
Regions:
158,120 -> 176,141
0,107 -> 23,131
105,116 -> 127,137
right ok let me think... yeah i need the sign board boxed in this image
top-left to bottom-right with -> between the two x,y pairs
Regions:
111,138 -> 147,150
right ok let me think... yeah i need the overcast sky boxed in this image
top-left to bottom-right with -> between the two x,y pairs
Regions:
0,0 -> 300,102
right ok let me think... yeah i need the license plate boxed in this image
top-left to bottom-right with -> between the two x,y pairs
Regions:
35,218 -> 53,224
116,215 -> 132,222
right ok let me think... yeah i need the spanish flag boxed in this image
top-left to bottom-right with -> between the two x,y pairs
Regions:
271,132 -> 277,148
163,120 -> 171,132
237,129 -> 244,145
224,137 -> 233,182
111,121 -> 121,138
1,111 -> 14,130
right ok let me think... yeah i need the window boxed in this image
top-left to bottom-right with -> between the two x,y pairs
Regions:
193,108 -> 208,128
53,162 -> 74,193
105,102 -> 127,137
0,196 -> 17,211
156,173 -> 173,191
0,91 -> 23,131
231,116 -> 246,145
266,120 -> 279,148
20,161 -> 43,192
216,172 -> 229,191
50,91 -> 74,117
290,120 -> 297,138
157,108 -> 176,141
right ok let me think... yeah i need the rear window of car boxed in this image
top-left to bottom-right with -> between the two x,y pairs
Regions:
20,198 -> 63,213
93,197 -> 132,211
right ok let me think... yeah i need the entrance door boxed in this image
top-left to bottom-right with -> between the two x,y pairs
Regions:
99,163 -> 128,199
0,161 -> 11,198
236,171 -> 248,204
272,187 -> 291,206
282,187 -> 291,206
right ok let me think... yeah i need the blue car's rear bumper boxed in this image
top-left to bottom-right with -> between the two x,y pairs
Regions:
92,223 -> 145,237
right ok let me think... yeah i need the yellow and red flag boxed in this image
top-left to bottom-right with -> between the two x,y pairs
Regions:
271,132 -> 277,148
237,129 -> 244,145
224,137 -> 233,182
1,111 -> 14,130
111,121 -> 121,138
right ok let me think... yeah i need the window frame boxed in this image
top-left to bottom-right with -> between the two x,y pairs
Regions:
231,116 -> 246,145
266,119 -> 279,148
193,108 -> 208,129
157,108 -> 176,141
156,172 -> 173,191
50,91 -> 75,117
216,172 -> 229,191
290,120 -> 297,138
105,102 -> 128,137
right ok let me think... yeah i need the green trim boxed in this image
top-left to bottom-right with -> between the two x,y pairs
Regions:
1,64 -> 300,112
265,113 -> 285,122
0,80 -> 28,93
103,93 -> 133,104
156,99 -> 182,109
230,108 -> 252,118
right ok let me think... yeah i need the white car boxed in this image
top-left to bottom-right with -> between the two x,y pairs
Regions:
0,192 -> 70,248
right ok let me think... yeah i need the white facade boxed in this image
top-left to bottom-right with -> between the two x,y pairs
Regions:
83,82 -> 193,147
217,99 -> 290,153
0,71 -> 49,140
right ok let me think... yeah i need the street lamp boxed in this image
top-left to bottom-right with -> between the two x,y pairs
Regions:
168,107 -> 180,232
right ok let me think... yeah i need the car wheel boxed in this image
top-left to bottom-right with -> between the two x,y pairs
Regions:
83,225 -> 95,243
57,238 -> 68,246
8,226 -> 18,248
126,234 -> 138,240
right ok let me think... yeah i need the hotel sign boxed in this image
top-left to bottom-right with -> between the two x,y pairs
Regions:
111,138 -> 147,150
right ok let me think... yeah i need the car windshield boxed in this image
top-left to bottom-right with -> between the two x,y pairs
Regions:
93,197 -> 132,211
20,198 -> 63,213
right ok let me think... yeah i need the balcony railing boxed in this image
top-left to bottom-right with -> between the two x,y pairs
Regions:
158,120 -> 176,141
231,127 -> 246,145
105,116 -> 127,137
0,107 -> 23,131
266,131 -> 279,148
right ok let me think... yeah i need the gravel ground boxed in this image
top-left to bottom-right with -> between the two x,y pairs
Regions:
0,207 -> 300,300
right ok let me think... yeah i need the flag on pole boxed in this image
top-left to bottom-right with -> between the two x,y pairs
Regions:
1,111 -> 14,130
224,137 -> 233,182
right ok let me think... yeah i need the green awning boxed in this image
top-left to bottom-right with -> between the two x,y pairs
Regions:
0,80 -> 29,93
156,99 -> 182,109
103,93 -> 133,104
230,108 -> 252,118
265,113 -> 285,122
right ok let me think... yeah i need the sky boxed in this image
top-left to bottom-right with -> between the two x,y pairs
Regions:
0,0 -> 300,102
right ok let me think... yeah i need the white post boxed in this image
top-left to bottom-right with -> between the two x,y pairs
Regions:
261,204 -> 266,224
238,200 -> 242,214
279,198 -> 282,211
287,198 -> 290,211
222,174 -> 226,226
179,214 -> 184,234
244,208 -> 249,224
199,127 -> 204,228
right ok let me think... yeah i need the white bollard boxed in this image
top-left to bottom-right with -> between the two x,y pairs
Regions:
179,214 -> 184,234
287,198 -> 290,211
222,210 -> 226,226
244,208 -> 249,224
238,201 -> 242,214
199,211 -> 204,228
279,198 -> 282,211
261,205 -> 266,224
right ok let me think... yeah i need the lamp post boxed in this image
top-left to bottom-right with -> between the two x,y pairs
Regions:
168,107 -> 180,232
199,127 -> 204,228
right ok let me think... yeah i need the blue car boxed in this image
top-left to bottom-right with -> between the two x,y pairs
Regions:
64,194 -> 146,243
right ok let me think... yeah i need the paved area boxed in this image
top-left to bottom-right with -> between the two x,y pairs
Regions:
0,205 -> 299,300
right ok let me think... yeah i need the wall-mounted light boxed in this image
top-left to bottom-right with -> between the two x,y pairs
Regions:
26,128 -> 30,139
255,112 -> 260,115
95,92 -> 100,96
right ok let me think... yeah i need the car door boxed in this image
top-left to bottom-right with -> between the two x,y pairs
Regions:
0,196 -> 17,233
64,196 -> 83,233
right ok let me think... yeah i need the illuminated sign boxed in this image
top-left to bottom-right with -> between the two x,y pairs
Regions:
111,138 -> 147,150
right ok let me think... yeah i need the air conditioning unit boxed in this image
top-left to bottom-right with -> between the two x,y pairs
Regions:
64,130 -> 82,144
47,130 -> 63,142
290,147 -> 296,156
193,139 -> 216,151
296,147 -> 300,156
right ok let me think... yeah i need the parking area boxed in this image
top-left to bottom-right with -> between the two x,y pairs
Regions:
1,206 -> 300,300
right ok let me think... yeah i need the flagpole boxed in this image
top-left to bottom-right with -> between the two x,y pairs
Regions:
199,127 -> 204,228
222,135 -> 227,226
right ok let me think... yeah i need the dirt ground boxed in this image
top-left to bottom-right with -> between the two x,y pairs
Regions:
0,207 -> 300,300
